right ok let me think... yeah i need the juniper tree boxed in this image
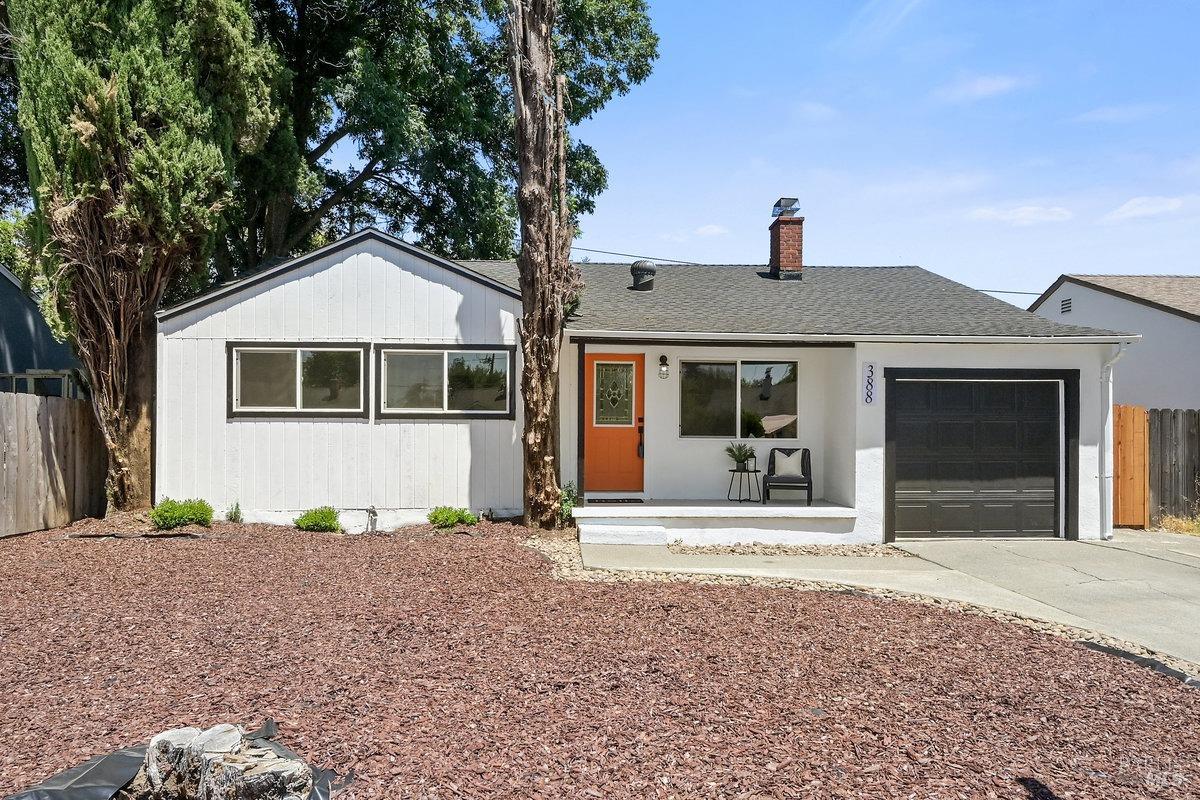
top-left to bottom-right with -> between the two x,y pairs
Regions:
9,0 -> 276,509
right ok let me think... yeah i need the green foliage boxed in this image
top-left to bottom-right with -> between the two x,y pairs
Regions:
559,482 -> 579,526
295,506 -> 342,532
150,498 -> 214,529
724,442 -> 756,466
215,0 -> 658,275
8,0 -> 278,338
428,506 -> 478,529
226,501 -> 243,523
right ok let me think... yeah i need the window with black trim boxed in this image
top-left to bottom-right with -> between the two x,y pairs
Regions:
379,347 -> 513,417
679,359 -> 799,439
229,344 -> 366,416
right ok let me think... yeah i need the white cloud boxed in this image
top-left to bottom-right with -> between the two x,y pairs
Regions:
833,0 -> 927,53
794,101 -> 838,122
658,231 -> 689,244
694,224 -> 729,237
969,205 -> 1073,225
1073,103 -> 1164,123
864,170 -> 989,200
934,74 -> 1029,103
1102,196 -> 1185,222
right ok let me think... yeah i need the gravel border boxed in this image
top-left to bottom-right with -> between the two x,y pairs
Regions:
665,541 -> 913,558
526,536 -> 1200,681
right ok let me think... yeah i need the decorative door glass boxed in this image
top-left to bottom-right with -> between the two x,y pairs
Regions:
594,362 -> 634,425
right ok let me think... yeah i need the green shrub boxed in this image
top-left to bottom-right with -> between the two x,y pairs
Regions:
226,501 -> 243,523
559,482 -> 578,526
150,498 -> 214,530
428,506 -> 478,528
295,506 -> 342,532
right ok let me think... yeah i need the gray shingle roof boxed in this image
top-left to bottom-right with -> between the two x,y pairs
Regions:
1038,274 -> 1200,323
461,260 -> 1126,338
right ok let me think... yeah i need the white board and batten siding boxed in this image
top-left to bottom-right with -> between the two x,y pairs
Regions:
155,236 -> 523,530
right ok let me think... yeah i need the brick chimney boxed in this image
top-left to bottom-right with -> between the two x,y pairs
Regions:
769,197 -> 803,280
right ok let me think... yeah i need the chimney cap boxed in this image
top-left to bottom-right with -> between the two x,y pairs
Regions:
772,197 -> 800,218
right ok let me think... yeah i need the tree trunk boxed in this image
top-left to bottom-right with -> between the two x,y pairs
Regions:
99,316 -> 156,510
506,0 -> 579,529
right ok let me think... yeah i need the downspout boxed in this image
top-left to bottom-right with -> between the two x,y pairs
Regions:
1098,342 -> 1129,540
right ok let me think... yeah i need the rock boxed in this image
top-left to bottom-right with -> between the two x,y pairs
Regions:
146,727 -> 202,793
199,748 -> 313,800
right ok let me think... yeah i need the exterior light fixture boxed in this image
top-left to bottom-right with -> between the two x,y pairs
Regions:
658,355 -> 669,380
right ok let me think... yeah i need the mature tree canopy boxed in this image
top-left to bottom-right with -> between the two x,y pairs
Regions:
222,0 -> 657,276
9,0 -> 277,507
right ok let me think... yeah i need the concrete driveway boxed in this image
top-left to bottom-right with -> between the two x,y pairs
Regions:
898,531 -> 1200,666
580,529 -> 1200,667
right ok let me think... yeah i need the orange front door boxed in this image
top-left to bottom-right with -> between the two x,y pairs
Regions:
584,354 -> 645,491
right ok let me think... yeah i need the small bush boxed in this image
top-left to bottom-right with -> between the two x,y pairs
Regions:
559,482 -> 578,526
226,501 -> 243,523
295,506 -> 342,532
1160,514 -> 1200,537
428,506 -> 478,529
150,498 -> 214,530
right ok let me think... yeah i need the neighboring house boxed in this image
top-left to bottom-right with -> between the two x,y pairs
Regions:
0,264 -> 82,396
1030,275 -> 1200,409
155,200 -> 1135,545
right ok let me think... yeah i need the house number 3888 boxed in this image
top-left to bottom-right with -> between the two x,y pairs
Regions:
861,362 -> 877,405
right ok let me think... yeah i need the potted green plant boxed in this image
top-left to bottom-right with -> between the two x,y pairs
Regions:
724,442 -> 756,471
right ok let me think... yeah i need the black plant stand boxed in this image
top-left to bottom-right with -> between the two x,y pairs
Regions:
727,468 -> 761,502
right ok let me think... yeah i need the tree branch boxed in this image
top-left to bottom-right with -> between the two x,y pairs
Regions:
306,123 -> 350,166
282,156 -> 382,253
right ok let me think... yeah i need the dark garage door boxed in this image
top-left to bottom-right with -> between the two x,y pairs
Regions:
889,379 -> 1061,539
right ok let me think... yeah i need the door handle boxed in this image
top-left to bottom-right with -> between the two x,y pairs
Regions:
637,418 -> 644,459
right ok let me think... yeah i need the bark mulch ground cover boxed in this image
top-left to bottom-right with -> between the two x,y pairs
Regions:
1,521 -> 1198,799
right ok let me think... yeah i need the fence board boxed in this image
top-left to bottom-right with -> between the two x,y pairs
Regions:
1146,407 -> 1200,526
1113,405 -> 1149,528
0,394 -> 106,537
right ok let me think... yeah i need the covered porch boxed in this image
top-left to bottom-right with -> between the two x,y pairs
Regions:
559,337 -> 864,545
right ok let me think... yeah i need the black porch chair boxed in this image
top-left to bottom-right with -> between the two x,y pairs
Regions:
762,447 -> 812,505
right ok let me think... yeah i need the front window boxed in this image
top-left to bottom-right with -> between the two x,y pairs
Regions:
679,359 -> 799,439
379,347 -> 513,416
230,344 -> 365,416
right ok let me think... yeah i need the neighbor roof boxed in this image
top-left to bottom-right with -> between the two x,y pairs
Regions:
464,259 -> 1126,339
1029,274 -> 1200,324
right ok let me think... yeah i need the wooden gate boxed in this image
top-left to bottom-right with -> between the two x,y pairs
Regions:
1149,408 -> 1200,526
1113,404 -> 1150,528
1,393 -> 107,537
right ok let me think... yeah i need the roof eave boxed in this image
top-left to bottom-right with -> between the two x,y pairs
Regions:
1030,275 -> 1200,325
156,228 -> 521,323
565,328 -> 1138,344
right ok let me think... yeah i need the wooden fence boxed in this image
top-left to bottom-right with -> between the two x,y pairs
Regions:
1113,404 -> 1150,528
1,393 -> 107,537
1148,407 -> 1200,526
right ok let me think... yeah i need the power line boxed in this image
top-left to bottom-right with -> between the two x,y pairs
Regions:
570,245 -> 1043,297
569,245 -> 698,264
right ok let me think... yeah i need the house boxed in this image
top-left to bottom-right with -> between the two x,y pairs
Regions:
155,200 -> 1135,544
1029,275 -> 1200,409
1,264 -> 83,397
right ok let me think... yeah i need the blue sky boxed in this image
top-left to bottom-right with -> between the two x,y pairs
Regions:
570,0 -> 1200,300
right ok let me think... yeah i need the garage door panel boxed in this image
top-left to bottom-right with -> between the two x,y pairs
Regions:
893,459 -> 933,492
935,382 -> 974,413
936,420 -> 975,450
890,377 -> 1060,539
978,420 -> 1019,452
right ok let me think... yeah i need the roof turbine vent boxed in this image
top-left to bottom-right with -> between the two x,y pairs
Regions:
630,259 -> 657,291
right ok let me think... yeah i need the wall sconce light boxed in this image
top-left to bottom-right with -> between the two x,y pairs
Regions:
658,355 -> 670,380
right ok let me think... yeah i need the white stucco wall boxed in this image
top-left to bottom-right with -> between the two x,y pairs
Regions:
559,343 -> 856,504
1034,282 -> 1200,409
565,339 -> 1114,542
851,342 -> 1114,540
155,238 -> 524,529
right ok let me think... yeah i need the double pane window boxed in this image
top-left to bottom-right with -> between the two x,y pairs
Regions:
233,346 -> 364,413
679,360 -> 798,439
381,349 -> 511,415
